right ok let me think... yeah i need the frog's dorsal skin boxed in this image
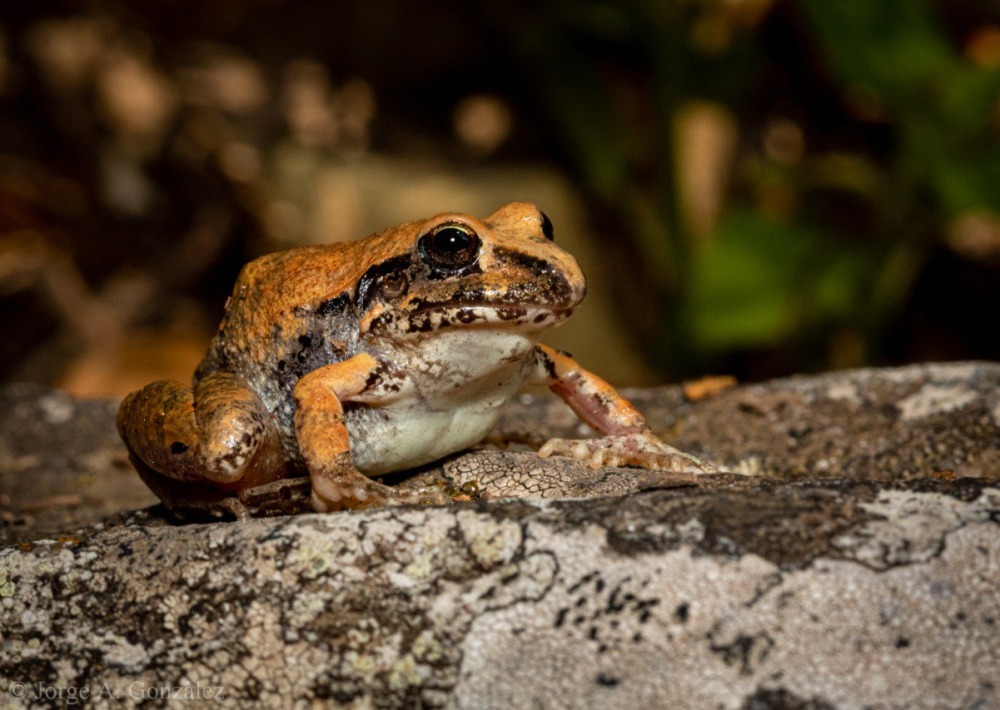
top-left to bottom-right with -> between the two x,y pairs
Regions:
118,202 -> 715,518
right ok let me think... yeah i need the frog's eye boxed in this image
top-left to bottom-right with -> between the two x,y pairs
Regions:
540,211 -> 555,241
419,223 -> 481,271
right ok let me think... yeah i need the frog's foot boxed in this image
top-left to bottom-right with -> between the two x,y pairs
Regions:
236,476 -> 313,517
537,429 -> 717,475
310,464 -> 452,513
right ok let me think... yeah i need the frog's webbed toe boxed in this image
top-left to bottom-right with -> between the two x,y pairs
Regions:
538,430 -> 716,476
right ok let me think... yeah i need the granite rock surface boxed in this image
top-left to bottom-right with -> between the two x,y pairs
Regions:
1,362 -> 998,707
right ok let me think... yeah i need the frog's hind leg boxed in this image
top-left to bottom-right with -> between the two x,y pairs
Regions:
117,372 -> 288,513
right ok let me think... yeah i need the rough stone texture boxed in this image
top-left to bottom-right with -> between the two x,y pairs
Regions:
1,362 -> 999,708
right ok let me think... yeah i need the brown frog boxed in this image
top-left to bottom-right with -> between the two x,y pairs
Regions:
117,203 -> 715,519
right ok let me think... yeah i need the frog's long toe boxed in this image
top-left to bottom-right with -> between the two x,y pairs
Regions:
311,472 -> 452,512
538,431 -> 716,476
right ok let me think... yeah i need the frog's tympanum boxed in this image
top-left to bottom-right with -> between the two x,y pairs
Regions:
118,203 -> 715,519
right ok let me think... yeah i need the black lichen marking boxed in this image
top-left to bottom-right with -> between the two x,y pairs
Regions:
740,688 -> 837,710
554,572 -> 665,654
675,602 -> 690,623
895,636 -> 910,649
568,571 -> 600,593
709,632 -> 775,676
635,599 -> 659,623
170,441 -> 189,454
595,674 -> 620,687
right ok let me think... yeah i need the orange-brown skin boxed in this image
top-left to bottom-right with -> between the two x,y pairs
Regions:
117,203 -> 715,519
292,353 -> 394,510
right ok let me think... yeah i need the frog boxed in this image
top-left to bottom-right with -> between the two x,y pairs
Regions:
117,202 -> 716,520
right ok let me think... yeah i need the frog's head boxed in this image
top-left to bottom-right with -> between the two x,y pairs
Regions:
357,202 -> 587,337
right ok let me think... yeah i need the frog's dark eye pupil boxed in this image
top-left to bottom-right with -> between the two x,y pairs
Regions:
434,227 -> 471,252
540,211 -> 554,241
420,224 -> 481,270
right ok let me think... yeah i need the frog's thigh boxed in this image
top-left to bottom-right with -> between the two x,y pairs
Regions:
117,372 -> 285,488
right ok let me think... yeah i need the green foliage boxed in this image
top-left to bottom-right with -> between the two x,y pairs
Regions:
688,211 -> 867,349
499,0 -> 1000,376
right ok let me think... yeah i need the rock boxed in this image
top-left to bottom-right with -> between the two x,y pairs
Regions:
0,384 -> 158,542
1,362 -> 999,707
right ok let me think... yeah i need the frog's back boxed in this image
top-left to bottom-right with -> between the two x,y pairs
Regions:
196,244 -> 362,400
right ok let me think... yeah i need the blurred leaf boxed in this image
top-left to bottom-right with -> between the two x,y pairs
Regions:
688,211 -> 866,349
513,8 -> 632,203
797,0 -> 958,100
689,211 -> 811,348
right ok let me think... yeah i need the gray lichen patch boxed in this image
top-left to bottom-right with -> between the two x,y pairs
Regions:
832,486 -> 1000,569
659,361 -> 1000,481
2,482 -> 996,708
2,363 -> 1000,707
456,517 -> 999,709
897,383 -> 979,421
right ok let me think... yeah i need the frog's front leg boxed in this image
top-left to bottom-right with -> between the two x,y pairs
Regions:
117,373 -> 288,518
529,344 -> 717,476
293,353 -> 451,512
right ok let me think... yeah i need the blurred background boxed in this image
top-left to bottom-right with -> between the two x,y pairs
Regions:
1,0 -> 999,397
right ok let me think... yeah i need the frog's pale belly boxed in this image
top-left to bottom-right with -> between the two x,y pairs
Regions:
346,392 -> 512,474
347,329 -> 536,474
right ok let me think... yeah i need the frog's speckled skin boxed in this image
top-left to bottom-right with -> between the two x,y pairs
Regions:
117,202 -> 715,518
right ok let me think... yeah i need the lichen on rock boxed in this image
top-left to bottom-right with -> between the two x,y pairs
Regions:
1,363 -> 999,707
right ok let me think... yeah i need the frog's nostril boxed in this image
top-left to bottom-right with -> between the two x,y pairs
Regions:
539,211 -> 554,241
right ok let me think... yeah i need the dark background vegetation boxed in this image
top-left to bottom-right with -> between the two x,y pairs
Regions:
1,0 -> 999,395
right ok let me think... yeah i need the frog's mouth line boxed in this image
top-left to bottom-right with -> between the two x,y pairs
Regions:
371,304 -> 575,334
